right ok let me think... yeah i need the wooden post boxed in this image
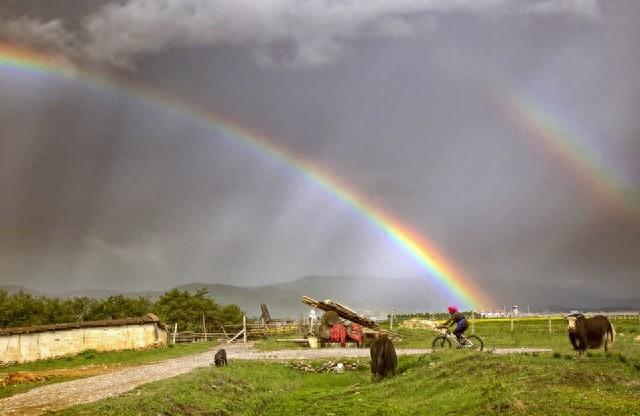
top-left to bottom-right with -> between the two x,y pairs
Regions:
390,309 -> 395,330
471,311 -> 475,334
203,314 -> 207,342
548,315 -> 552,334
510,318 -> 514,332
220,324 -> 228,339
172,323 -> 178,344
227,328 -> 244,343
243,315 -> 247,343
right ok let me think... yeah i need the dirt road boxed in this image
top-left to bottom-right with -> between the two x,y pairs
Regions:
0,344 -> 550,415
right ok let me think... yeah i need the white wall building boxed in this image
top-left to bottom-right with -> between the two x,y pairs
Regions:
0,313 -> 168,364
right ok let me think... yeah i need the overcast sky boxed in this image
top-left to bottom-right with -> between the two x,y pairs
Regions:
0,0 -> 638,306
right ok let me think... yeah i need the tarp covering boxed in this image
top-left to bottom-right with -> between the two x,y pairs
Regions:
348,323 -> 363,343
330,323 -> 347,346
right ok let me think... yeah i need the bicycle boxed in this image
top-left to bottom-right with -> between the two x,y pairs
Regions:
432,327 -> 484,351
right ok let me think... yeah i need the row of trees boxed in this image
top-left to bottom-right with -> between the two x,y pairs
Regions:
0,288 -> 244,331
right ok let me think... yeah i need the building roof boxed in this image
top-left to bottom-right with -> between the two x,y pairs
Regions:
0,313 -> 166,335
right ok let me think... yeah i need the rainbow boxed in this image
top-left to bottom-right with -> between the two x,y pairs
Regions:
0,42 -> 491,309
508,93 -> 640,221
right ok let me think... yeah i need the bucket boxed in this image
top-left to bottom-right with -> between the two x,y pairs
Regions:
308,337 -> 319,349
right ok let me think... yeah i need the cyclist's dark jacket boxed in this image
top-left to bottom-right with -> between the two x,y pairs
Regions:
443,312 -> 466,327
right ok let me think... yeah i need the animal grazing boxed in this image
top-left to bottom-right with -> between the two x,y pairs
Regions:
370,335 -> 397,379
214,348 -> 228,367
566,314 -> 615,354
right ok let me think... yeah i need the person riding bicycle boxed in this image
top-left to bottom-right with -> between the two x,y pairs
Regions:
439,306 -> 468,346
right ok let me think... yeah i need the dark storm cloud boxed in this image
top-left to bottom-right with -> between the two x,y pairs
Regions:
0,0 -> 638,307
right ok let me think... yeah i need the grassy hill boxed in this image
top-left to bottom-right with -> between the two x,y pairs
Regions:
54,350 -> 640,415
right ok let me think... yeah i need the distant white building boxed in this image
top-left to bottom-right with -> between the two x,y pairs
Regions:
478,311 -> 506,318
512,305 -> 519,315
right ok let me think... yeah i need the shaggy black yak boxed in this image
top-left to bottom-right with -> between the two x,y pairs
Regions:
214,348 -> 228,366
566,314 -> 615,354
370,335 -> 397,379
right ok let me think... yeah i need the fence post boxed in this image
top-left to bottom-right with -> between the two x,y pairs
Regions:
510,317 -> 514,332
390,308 -> 395,330
548,315 -> 552,334
220,324 -> 228,340
471,311 -> 475,334
172,323 -> 178,344
203,314 -> 207,342
243,315 -> 247,343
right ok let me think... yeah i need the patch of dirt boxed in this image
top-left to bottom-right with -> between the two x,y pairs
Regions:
513,399 -> 527,411
3,372 -> 48,385
0,365 -> 124,387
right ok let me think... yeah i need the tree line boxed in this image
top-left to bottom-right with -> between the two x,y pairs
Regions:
0,288 -> 244,331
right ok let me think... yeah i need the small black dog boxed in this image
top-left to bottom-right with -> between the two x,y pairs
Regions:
214,348 -> 227,367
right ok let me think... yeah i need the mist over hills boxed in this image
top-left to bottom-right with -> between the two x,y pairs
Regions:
177,275 -> 446,317
2,275 -> 638,317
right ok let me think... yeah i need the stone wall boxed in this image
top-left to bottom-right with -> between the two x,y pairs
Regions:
0,323 -> 168,364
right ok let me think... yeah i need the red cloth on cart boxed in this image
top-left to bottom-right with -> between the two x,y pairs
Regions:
348,323 -> 363,343
329,323 -> 347,346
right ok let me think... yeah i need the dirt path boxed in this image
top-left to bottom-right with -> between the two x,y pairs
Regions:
0,344 -> 551,415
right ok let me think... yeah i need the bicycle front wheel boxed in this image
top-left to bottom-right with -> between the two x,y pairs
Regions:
464,335 -> 484,351
432,336 -> 452,350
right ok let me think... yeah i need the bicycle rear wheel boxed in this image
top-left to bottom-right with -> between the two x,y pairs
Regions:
464,335 -> 484,351
432,336 -> 452,350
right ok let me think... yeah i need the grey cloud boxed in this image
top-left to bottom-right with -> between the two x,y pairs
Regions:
1,0 -> 637,305
0,16 -> 79,62
1,0 -> 600,69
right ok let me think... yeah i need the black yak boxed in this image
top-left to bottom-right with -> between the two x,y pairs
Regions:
214,349 -> 228,366
566,314 -> 616,354
370,335 -> 397,379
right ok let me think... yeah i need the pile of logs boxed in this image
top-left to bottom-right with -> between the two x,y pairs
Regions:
301,295 -> 400,338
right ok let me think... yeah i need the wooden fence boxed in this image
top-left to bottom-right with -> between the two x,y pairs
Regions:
170,317 -> 305,344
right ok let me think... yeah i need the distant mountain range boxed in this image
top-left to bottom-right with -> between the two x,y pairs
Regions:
173,276 -> 445,317
2,275 -> 638,317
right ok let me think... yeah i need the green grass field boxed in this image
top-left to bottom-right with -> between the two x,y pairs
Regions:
1,341 -> 216,374
392,317 -> 639,354
49,318 -> 639,415
0,341 -> 215,399
55,350 -> 640,415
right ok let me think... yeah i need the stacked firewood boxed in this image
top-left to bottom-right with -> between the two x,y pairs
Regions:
300,296 -> 400,338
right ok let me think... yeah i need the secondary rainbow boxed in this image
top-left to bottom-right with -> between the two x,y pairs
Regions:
0,42 -> 491,309
507,93 -> 640,221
